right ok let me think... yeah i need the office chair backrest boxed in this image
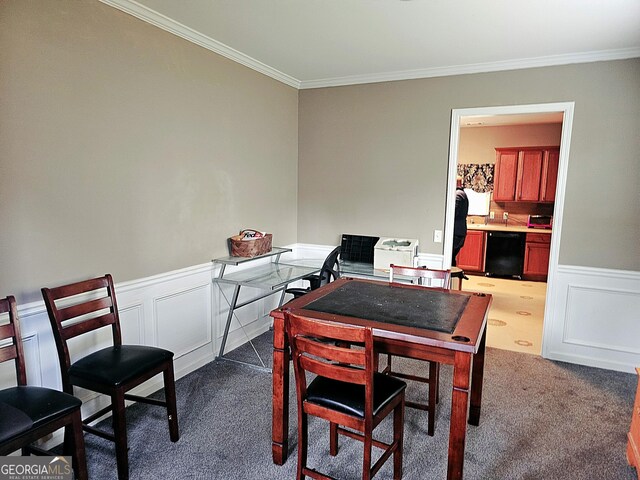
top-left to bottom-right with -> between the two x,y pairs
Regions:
318,245 -> 341,287
0,296 -> 27,386
389,264 -> 451,289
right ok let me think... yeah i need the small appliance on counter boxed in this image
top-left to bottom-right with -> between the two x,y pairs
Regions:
527,215 -> 553,229
373,238 -> 419,270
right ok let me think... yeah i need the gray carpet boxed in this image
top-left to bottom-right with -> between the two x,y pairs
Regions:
82,333 -> 638,479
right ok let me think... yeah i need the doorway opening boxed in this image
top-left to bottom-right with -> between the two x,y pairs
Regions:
445,103 -> 575,357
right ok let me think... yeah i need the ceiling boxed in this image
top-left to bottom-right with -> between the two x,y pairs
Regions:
101,0 -> 640,89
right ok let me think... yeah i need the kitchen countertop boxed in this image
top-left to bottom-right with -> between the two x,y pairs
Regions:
467,223 -> 552,234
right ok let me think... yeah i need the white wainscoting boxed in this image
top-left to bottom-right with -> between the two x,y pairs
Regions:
4,247 -> 638,450
543,265 -> 640,373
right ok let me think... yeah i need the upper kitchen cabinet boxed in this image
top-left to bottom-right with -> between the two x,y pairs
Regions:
494,147 -> 559,203
540,149 -> 560,202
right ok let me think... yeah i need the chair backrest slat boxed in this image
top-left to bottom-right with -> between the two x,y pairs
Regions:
61,312 -> 118,340
299,355 -> 367,385
295,336 -> 364,366
0,323 -> 15,342
55,296 -> 114,323
389,264 -> 451,289
0,296 -> 28,385
0,344 -> 18,363
46,276 -> 110,300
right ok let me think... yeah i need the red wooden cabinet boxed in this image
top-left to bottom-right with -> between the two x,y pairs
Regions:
523,233 -> 551,281
494,147 -> 559,203
540,149 -> 560,202
516,150 -> 544,201
493,150 -> 519,201
456,230 -> 486,272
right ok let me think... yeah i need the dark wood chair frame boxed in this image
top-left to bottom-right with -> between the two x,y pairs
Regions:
0,295 -> 88,480
42,274 -> 179,480
287,312 -> 405,480
384,264 -> 452,436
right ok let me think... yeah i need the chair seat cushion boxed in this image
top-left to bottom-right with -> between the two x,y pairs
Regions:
306,372 -> 406,418
0,400 -> 34,443
0,387 -> 80,432
69,345 -> 173,388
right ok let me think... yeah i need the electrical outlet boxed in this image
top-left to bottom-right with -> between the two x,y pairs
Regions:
489,211 -> 495,219
433,230 -> 442,243
503,212 -> 509,220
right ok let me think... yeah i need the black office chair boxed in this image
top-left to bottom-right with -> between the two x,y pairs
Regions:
0,295 -> 88,480
285,245 -> 341,299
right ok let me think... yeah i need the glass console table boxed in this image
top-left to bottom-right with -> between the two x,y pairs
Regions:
213,247 -> 321,370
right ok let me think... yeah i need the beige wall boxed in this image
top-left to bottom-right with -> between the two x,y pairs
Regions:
458,123 -> 562,165
298,59 -> 640,271
0,1 -> 299,302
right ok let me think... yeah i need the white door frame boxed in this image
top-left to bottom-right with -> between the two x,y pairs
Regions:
445,102 -> 575,356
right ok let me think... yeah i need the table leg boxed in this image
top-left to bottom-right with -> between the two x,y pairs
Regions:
447,351 -> 472,480
469,327 -> 486,426
217,284 -> 240,359
272,316 -> 290,465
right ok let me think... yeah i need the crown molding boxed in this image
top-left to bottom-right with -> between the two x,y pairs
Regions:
99,0 -> 301,89
298,47 -> 640,89
100,0 -> 639,91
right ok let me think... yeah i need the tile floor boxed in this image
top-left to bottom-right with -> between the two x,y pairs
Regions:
460,273 -> 546,355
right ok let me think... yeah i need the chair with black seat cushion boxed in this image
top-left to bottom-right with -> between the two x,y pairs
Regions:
385,264 -> 451,437
287,311 -> 406,480
285,245 -> 341,299
0,295 -> 87,480
42,274 -> 179,480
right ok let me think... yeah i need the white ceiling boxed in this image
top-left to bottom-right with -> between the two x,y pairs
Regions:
102,0 -> 640,89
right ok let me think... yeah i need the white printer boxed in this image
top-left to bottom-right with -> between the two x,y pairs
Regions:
373,238 -> 419,270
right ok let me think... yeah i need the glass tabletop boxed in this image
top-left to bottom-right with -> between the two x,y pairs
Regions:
214,262 -> 321,290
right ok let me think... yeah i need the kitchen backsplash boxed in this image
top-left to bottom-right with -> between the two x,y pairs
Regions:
468,199 -> 554,227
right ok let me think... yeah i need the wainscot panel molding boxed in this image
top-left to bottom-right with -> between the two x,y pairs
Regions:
543,265 -> 640,373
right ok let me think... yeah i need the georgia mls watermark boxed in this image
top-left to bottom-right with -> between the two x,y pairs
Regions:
0,456 -> 73,480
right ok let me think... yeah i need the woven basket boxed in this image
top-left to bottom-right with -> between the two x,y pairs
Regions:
229,230 -> 273,258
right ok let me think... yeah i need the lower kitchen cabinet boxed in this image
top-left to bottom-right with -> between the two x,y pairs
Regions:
456,230 -> 486,272
523,233 -> 551,281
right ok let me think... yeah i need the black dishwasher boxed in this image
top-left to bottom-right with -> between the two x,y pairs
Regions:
485,231 -> 526,278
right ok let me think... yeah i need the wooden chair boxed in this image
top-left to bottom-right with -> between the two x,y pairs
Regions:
42,274 -> 179,480
0,296 -> 88,480
287,312 -> 406,480
385,264 -> 451,436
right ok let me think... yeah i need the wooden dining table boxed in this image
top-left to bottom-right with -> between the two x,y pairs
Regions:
270,277 -> 492,480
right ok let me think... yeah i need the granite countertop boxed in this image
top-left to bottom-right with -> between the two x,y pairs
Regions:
467,223 -> 552,234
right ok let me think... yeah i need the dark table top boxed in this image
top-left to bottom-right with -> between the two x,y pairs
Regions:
274,278 -> 492,353
304,281 -> 468,334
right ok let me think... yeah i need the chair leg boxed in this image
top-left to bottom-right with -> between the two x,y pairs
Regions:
65,410 -> 88,480
329,422 -> 338,456
427,361 -> 438,436
163,363 -> 180,442
393,399 -> 404,480
362,429 -> 373,480
435,362 -> 440,404
112,390 -> 129,480
297,411 -> 308,480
